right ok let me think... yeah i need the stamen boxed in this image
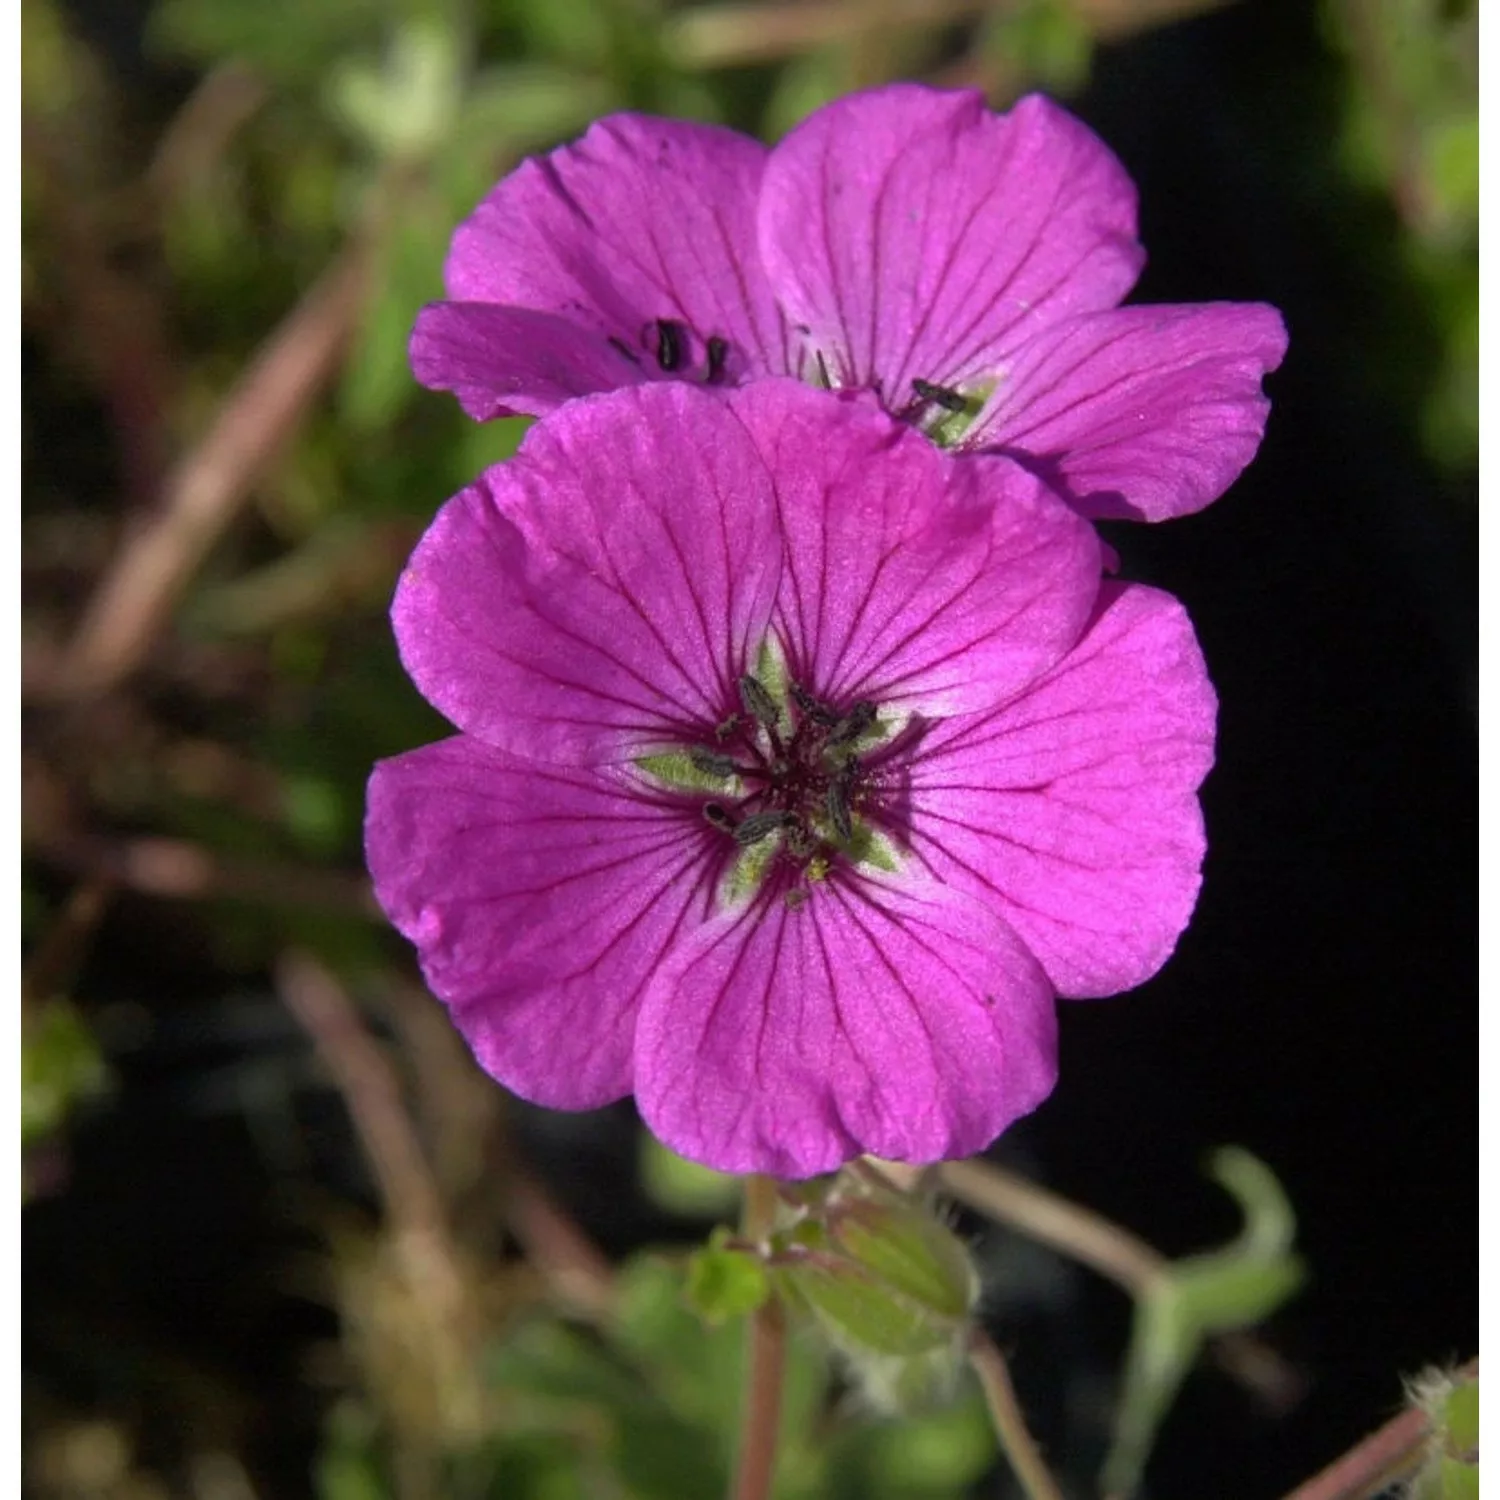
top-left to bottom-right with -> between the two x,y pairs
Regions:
735,810 -> 797,847
705,334 -> 730,385
912,377 -> 968,413
738,674 -> 780,728
689,747 -> 742,778
653,318 -> 688,372
826,759 -> 857,842
827,701 -> 877,747
791,682 -> 837,726
714,713 -> 742,741
702,802 -> 737,833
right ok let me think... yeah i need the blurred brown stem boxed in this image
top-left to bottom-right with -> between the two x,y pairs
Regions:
729,1176 -> 787,1500
941,1158 -> 1168,1294
22,878 -> 115,1007
277,953 -> 452,1248
30,827 -> 379,917
55,244 -> 371,698
968,1329 -> 1065,1500
668,0 -> 981,68
671,0 -> 1232,71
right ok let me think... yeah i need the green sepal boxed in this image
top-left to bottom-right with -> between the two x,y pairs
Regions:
772,1251 -> 963,1359
826,1197 -> 976,1324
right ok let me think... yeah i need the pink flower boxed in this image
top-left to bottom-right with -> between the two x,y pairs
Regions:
366,380 -> 1216,1176
412,84 -> 1287,523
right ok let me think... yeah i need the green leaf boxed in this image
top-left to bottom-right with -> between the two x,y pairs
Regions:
981,0 -> 1093,95
1442,1375 -> 1479,1454
1440,1456 -> 1480,1500
684,1237 -> 770,1326
324,17 -> 461,162
1099,1149 -> 1305,1499
22,1001 -> 109,1150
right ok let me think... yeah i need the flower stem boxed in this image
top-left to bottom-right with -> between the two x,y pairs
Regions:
1277,1356 -> 1477,1500
729,1175 -> 787,1500
967,1329 -> 1065,1500
940,1157 -> 1167,1296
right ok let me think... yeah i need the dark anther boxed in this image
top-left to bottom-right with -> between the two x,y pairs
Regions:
705,334 -> 730,385
689,747 -> 741,778
738,674 -> 780,728
826,783 -> 853,842
714,713 -> 742,741
912,378 -> 968,413
827,700 -> 877,747
826,758 -> 858,841
607,335 -> 642,366
734,810 -> 797,847
653,318 -> 688,372
791,682 -> 837,726
702,802 -> 737,833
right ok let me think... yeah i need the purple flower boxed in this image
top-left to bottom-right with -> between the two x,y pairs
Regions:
366,380 -> 1216,1176
412,84 -> 1287,524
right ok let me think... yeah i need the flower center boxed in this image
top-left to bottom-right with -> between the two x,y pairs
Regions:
699,672 -> 876,856
635,652 -> 901,911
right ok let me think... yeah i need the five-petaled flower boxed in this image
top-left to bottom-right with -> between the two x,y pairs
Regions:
367,380 -> 1216,1177
412,83 -> 1286,524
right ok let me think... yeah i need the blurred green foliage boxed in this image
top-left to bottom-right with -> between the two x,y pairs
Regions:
312,1253 -> 997,1500
1320,0 -> 1477,468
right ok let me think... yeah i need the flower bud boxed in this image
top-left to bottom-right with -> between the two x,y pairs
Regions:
771,1182 -> 979,1413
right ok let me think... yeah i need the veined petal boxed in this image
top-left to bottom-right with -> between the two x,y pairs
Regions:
444,113 -> 792,390
411,302 -> 649,418
366,737 -> 717,1109
971,304 -> 1290,521
732,383 -> 1100,713
392,383 -> 782,762
760,86 -> 1142,400
905,582 -> 1216,997
634,876 -> 1057,1177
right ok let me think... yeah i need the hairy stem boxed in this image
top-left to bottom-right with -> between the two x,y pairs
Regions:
968,1329 -> 1065,1500
729,1175 -> 787,1500
941,1157 -> 1167,1295
1279,1357 -> 1477,1500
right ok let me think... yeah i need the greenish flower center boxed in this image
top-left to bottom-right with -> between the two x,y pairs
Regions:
636,643 -> 900,910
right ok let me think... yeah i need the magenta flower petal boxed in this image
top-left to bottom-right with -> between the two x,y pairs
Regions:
436,114 -> 791,403
634,878 -> 1057,1177
410,302 -> 650,419
743,385 -> 1101,712
972,304 -> 1291,520
392,382 -> 783,762
367,736 -> 719,1109
759,87 -> 1143,398
371,381 -> 1220,1175
906,582 -> 1216,998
